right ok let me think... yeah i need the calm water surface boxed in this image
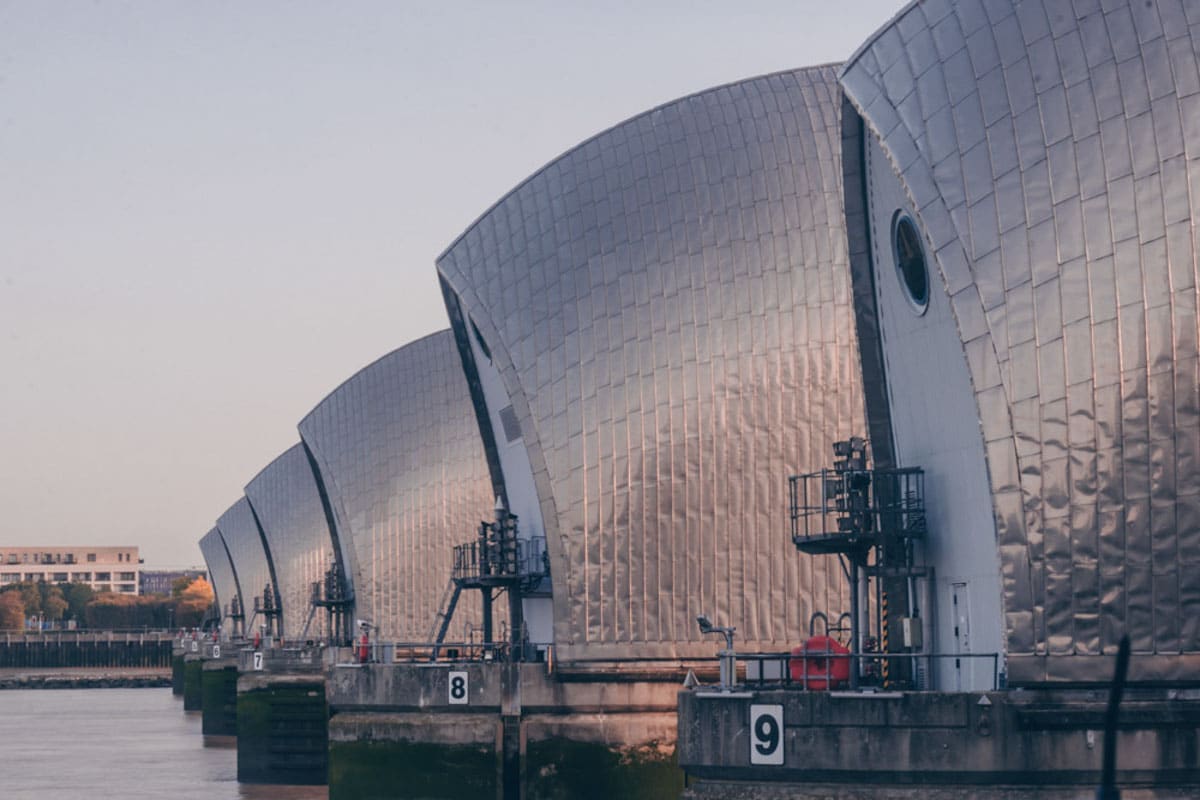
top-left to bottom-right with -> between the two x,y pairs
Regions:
0,688 -> 328,800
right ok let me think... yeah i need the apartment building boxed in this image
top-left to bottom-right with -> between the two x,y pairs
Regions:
0,546 -> 140,594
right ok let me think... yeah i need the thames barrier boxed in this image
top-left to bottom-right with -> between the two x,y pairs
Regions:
181,1 -> 1200,797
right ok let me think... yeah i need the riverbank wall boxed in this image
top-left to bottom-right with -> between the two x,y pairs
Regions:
0,632 -> 173,669
0,668 -> 170,689
677,686 -> 1200,799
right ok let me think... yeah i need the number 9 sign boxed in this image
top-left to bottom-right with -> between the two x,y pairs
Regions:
749,704 -> 784,765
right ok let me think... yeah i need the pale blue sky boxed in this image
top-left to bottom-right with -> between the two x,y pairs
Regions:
0,0 -> 903,568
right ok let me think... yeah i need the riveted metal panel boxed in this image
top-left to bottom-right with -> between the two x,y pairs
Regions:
199,527 -> 239,636
438,66 -> 862,662
842,0 -> 1200,683
244,443 -> 336,641
297,331 -> 496,642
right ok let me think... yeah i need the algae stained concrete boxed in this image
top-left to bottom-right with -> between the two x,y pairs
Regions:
678,688 -> 1200,797
171,650 -> 185,695
327,662 -> 684,799
238,672 -> 329,785
200,660 -> 238,735
182,654 -> 203,711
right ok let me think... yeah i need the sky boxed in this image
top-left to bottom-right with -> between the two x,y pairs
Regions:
0,0 -> 904,569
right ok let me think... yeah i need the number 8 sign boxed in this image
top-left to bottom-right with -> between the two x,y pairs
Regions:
749,704 -> 784,765
448,670 -> 469,704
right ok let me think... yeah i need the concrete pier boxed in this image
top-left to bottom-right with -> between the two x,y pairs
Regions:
677,687 -> 1200,798
171,644 -> 186,696
200,642 -> 239,736
327,658 -> 683,800
236,645 -> 328,786
182,650 -> 204,711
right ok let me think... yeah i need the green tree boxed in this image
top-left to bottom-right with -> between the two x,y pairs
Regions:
42,585 -> 68,621
85,593 -> 138,628
0,590 -> 24,630
16,582 -> 40,618
85,593 -> 173,629
58,582 -> 95,625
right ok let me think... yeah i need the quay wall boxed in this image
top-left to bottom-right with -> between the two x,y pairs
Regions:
0,632 -> 172,669
678,687 -> 1200,798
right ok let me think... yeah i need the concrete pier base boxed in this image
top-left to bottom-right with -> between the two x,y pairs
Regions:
677,687 -> 1200,799
171,647 -> 185,696
201,646 -> 239,736
682,781 -> 1197,799
236,647 -> 328,786
182,652 -> 203,711
327,660 -> 683,800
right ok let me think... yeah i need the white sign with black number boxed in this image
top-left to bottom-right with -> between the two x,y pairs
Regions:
749,704 -> 784,765
190,640 -> 198,653
212,644 -> 220,658
448,670 -> 469,705
253,651 -> 264,671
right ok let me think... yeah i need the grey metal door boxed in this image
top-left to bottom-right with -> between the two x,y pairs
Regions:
951,581 -> 970,690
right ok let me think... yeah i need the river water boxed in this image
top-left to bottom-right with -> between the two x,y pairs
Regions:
0,688 -> 328,800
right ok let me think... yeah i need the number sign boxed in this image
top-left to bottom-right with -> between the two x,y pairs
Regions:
190,640 -> 198,653
448,670 -> 469,705
212,644 -> 220,658
253,651 -> 264,671
749,704 -> 784,765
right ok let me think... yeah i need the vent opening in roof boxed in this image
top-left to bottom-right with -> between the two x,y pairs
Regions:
892,212 -> 929,315
498,405 -> 522,443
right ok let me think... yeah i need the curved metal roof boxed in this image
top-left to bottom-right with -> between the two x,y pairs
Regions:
297,330 -> 496,641
244,443 -> 338,641
841,0 -> 1200,682
438,65 -> 863,662
215,496 -> 276,633
198,527 -> 239,634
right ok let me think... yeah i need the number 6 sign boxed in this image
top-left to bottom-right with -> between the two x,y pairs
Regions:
750,704 -> 784,765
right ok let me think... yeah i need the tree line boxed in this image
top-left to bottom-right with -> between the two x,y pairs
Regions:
0,576 -> 214,631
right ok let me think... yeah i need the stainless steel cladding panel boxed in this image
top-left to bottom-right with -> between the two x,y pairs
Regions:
199,527 -> 240,635
438,66 -> 863,662
244,443 -> 337,641
297,331 -> 497,642
216,496 -> 276,631
841,0 -> 1200,682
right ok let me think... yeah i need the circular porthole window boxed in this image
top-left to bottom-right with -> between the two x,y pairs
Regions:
891,213 -> 929,314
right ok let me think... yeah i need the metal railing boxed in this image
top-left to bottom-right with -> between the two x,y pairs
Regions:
789,467 -> 927,542
333,639 -> 556,665
739,650 -> 1000,691
452,535 -> 548,582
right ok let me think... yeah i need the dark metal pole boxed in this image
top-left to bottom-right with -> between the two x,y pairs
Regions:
849,558 -> 860,690
482,589 -> 493,645
508,588 -> 524,659
1097,634 -> 1131,800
